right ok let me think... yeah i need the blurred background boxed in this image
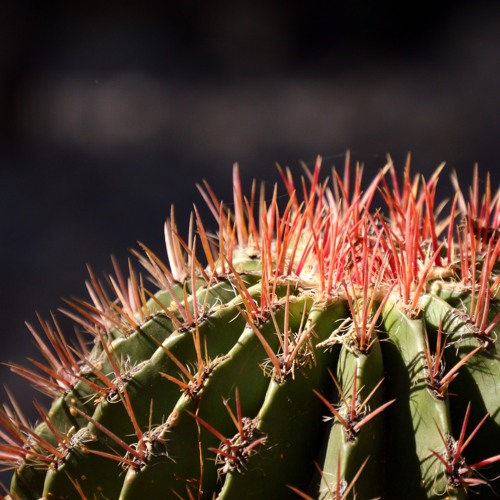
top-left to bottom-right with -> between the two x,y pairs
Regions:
1,0 -> 500,485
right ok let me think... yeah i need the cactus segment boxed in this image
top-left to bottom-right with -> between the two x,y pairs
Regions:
314,336 -> 388,499
217,300 -> 347,498
422,294 -> 500,424
9,275 -> 262,498
382,299 -> 461,498
121,293 -> 313,498
422,294 -> 500,484
39,282 -> 271,498
9,464 -> 44,500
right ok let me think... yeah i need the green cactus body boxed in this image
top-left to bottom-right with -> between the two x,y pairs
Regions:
1,158 -> 499,499
381,299 -> 457,498
216,300 -> 347,499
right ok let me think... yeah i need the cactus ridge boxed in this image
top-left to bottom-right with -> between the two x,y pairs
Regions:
1,156 -> 500,499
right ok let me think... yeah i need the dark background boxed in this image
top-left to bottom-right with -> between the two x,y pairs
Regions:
1,0 -> 499,486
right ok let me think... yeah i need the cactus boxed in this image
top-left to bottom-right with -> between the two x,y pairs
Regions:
1,156 -> 499,499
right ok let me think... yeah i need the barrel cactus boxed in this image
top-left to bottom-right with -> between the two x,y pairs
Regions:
1,157 -> 499,499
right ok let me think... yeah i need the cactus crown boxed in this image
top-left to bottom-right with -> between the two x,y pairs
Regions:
1,156 -> 499,499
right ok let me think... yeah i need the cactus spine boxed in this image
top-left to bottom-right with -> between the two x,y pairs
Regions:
1,157 -> 499,499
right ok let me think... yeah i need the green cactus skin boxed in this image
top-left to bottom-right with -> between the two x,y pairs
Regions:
1,158 -> 500,499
